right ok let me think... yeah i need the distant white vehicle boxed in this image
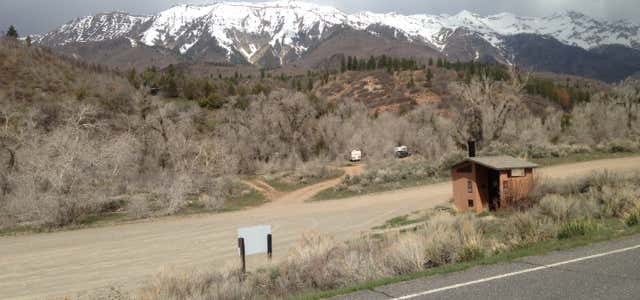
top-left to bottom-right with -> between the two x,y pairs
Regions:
394,146 -> 410,158
350,149 -> 362,162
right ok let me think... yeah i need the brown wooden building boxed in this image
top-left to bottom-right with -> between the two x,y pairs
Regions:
451,155 -> 539,213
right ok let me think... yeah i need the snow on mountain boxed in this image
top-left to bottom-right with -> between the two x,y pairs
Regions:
38,12 -> 151,45
38,1 -> 640,65
140,4 -> 213,50
348,9 -> 640,51
186,1 -> 347,60
481,10 -> 640,50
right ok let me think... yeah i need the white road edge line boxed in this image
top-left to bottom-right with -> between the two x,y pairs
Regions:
391,243 -> 640,300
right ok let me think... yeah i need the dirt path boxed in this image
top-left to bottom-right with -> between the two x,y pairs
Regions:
242,179 -> 283,201
266,164 -> 364,206
1,158 -> 639,299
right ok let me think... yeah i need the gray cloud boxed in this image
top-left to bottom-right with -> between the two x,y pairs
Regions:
2,0 -> 639,35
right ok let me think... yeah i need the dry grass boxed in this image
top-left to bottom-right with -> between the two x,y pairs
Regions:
126,171 -> 640,300
262,163 -> 344,192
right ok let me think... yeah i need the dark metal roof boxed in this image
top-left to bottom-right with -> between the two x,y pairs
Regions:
457,155 -> 539,171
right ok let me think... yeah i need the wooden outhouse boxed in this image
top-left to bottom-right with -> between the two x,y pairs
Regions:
451,155 -> 538,213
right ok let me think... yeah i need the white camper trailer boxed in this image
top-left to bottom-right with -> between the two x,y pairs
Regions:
350,149 -> 362,162
394,146 -> 410,158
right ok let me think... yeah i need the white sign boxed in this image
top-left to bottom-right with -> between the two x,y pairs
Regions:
511,168 -> 525,177
237,225 -> 272,256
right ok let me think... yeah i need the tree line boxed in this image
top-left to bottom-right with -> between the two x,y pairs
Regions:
340,55 -> 420,73
4,25 -> 32,46
525,77 -> 592,110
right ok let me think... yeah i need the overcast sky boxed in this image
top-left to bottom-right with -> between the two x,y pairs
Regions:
2,0 -> 639,35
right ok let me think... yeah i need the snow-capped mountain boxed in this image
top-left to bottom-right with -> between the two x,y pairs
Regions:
37,1 -> 640,80
40,12 -> 152,45
351,10 -> 640,51
39,1 -> 352,65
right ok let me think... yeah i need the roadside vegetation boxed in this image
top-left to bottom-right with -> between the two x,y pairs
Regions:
131,171 -> 640,300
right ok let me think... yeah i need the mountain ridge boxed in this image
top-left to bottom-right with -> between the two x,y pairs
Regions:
35,1 -> 640,82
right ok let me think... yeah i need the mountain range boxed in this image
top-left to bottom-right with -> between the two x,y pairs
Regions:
35,1 -> 640,82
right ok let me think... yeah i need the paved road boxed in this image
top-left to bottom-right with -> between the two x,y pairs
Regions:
1,157 -> 640,299
333,234 -> 640,300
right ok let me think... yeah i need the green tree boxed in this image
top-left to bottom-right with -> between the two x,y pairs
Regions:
141,66 -> 158,87
425,68 -> 433,87
307,78 -> 314,91
428,57 -> 434,66
164,78 -> 179,98
6,25 -> 18,38
227,82 -> 237,95
25,36 -> 32,46
198,92 -> 226,109
296,79 -> 303,91
407,76 -> 415,88
378,55 -> 388,69
367,56 -> 376,70
340,56 -> 346,73
128,68 -> 140,89
161,64 -> 180,97
252,82 -> 271,95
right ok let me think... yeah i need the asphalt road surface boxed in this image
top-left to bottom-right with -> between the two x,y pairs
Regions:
1,157 -> 640,299
333,234 -> 640,300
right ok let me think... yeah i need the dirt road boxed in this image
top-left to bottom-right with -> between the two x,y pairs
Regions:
1,158 -> 639,299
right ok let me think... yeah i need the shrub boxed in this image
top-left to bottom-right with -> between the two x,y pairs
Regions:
607,139 -> 638,153
592,184 -> 639,218
625,211 -> 640,227
198,93 -> 226,109
506,211 -> 540,245
458,245 -> 485,262
538,194 -> 574,222
421,212 -> 462,266
52,198 -> 95,227
332,159 -> 445,196
505,211 -> 558,245
383,232 -> 428,274
557,220 -> 597,240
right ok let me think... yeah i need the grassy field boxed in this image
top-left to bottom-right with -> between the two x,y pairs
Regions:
295,217 -> 640,300
531,151 -> 640,166
264,168 -> 345,192
183,184 -> 267,213
299,170 -> 640,299
372,206 -> 456,231
313,151 -> 640,202
312,176 -> 442,201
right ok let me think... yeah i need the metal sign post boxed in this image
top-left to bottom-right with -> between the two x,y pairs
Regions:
238,237 -> 246,274
267,233 -> 273,261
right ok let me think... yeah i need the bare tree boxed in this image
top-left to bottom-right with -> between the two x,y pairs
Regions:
451,68 -> 529,149
611,79 -> 640,133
